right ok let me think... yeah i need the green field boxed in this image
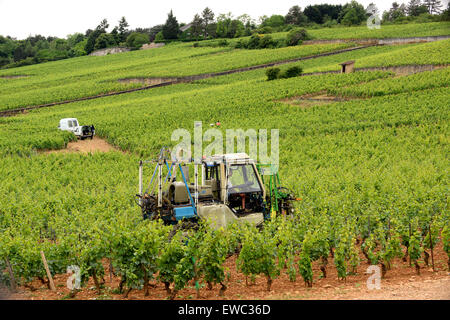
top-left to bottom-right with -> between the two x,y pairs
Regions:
0,24 -> 449,298
0,22 -> 449,111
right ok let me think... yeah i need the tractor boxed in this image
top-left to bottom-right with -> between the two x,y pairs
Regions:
135,148 -> 299,229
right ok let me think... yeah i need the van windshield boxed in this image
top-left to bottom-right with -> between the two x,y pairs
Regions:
227,164 -> 262,194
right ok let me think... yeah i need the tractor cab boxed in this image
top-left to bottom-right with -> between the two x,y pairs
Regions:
201,153 -> 265,216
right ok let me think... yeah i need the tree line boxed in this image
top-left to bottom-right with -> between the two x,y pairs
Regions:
0,0 -> 448,69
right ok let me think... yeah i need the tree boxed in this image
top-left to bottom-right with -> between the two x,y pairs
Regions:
191,14 -> 203,40
201,7 -> 215,38
338,1 -> 368,25
261,15 -> 286,28
237,14 -> 255,35
67,33 -> 85,48
304,4 -> 343,24
407,0 -> 429,16
94,33 -> 116,50
342,8 -> 362,25
304,5 -> 323,24
148,25 -> 164,42
216,13 -> 233,38
126,32 -> 149,49
118,17 -> 130,43
97,19 -> 109,32
162,10 -> 180,40
441,2 -> 450,20
237,14 -> 253,25
383,2 -> 407,21
50,38 -> 68,51
13,45 -> 26,62
423,0 -> 443,14
70,39 -> 87,57
155,31 -> 164,41
206,23 -> 217,38
258,15 -> 269,25
285,5 -> 307,25
0,36 -> 15,67
85,29 -> 104,54
230,20 -> 245,38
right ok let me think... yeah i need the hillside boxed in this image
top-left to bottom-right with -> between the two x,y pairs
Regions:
0,22 -> 449,301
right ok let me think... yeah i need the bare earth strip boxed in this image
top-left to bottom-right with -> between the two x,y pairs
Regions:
268,275 -> 450,300
42,136 -> 120,154
4,243 -> 449,300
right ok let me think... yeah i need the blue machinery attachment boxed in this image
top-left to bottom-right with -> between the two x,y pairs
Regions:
175,162 -> 197,220
139,157 -> 197,221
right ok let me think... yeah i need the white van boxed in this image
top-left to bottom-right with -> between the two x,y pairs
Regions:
58,118 -> 95,140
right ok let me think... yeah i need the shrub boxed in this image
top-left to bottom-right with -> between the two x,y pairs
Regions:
246,34 -> 278,50
254,26 -> 273,34
286,28 -> 310,46
280,66 -> 303,79
155,31 -> 164,42
234,39 -> 246,49
283,24 -> 294,32
218,39 -> 229,46
247,34 -> 261,49
259,35 -> 276,49
323,19 -> 338,28
265,67 -> 280,81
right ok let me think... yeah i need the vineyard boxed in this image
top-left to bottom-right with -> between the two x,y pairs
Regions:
0,22 -> 449,300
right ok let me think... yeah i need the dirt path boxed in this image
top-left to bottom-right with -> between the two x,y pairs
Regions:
266,274 -> 450,300
42,136 -> 120,154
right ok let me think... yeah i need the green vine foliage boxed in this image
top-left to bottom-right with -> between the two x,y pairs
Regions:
334,246 -> 347,281
157,231 -> 186,296
237,223 -> 279,291
347,237 -> 360,275
298,235 -> 313,287
441,225 -> 450,270
173,227 -> 205,298
408,229 -> 424,274
198,228 -> 229,295
108,220 -> 169,295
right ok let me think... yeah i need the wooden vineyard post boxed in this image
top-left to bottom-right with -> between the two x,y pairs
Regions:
408,223 -> 412,266
429,225 -> 435,272
40,251 -> 56,291
109,259 -> 113,285
4,258 -> 17,292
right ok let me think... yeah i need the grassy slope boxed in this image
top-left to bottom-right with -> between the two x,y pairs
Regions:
198,22 -> 450,46
0,43 -> 355,110
0,21 -> 448,111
